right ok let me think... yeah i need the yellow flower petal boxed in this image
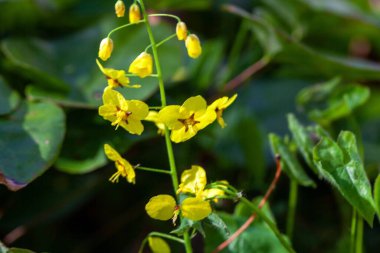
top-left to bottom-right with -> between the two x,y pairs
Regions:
209,94 -> 237,128
158,105 -> 183,130
178,165 -> 207,195
129,3 -> 141,23
96,60 -> 140,89
104,144 -> 122,161
148,237 -> 171,253
181,95 -> 207,115
185,34 -> 202,59
181,197 -> 211,221
194,106 -> 216,130
145,195 -> 177,221
170,126 -> 197,143
176,21 -> 188,41
128,52 -> 153,78
145,111 -> 166,135
127,100 -> 149,119
98,38 -> 113,61
115,0 -> 125,18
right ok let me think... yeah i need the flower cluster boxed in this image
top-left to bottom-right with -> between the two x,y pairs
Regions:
145,165 -> 235,223
97,1 -> 240,252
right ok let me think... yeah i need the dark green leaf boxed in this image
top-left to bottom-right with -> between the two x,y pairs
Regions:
313,131 -> 376,225
269,133 -> 316,187
204,213 -> 230,238
374,174 -> 380,219
0,77 -> 21,116
0,101 -> 65,190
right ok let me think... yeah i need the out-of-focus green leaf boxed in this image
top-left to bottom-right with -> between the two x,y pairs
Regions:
297,78 -> 370,125
0,101 -> 65,191
2,21 -> 183,108
150,0 -> 211,10
0,77 -> 20,116
7,249 -> 35,253
374,174 -> 380,218
269,133 -> 316,187
313,131 -> 376,225
204,213 -> 230,239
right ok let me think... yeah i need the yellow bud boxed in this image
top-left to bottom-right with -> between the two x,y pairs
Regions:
185,34 -> 202,59
115,0 -> 125,18
176,21 -> 188,40
128,52 -> 153,78
98,38 -> 113,61
129,3 -> 141,23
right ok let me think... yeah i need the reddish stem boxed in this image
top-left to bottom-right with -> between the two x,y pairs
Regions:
212,155 -> 282,253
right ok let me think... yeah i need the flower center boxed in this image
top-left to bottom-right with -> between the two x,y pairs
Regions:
178,113 -> 200,132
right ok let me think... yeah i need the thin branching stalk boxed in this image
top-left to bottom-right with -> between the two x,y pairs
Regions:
286,180 -> 298,240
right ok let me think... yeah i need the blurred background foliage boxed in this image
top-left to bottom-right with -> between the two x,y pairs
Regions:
0,0 -> 380,252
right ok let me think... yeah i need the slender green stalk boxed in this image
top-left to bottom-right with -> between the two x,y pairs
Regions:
145,33 -> 177,52
138,1 -> 191,252
135,166 -> 171,175
351,210 -> 357,253
355,216 -> 363,253
286,180 -> 298,240
241,197 -> 296,253
107,20 -> 145,37
149,232 -> 185,243
149,13 -> 181,22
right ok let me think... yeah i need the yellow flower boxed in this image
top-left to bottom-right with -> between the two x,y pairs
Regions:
145,111 -> 165,135
98,88 -> 149,135
128,52 -> 153,78
158,96 -> 216,143
176,21 -> 188,40
209,94 -> 238,128
181,197 -> 211,221
178,165 -> 206,195
104,144 -> 135,183
115,0 -> 125,18
98,37 -> 113,61
129,3 -> 141,23
145,195 -> 177,221
96,60 -> 140,89
145,194 -> 211,222
185,34 -> 202,59
148,237 -> 171,253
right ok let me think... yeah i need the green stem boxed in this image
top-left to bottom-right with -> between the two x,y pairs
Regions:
145,33 -> 177,52
149,232 -> 185,243
149,13 -> 181,22
139,1 -> 191,252
286,180 -> 298,240
107,20 -> 145,37
241,197 -> 296,253
135,166 -> 171,175
351,210 -> 357,253
355,216 -> 363,253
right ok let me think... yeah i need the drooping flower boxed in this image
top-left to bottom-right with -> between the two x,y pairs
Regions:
128,52 -> 153,78
144,111 -> 165,135
185,34 -> 202,59
104,144 -> 135,183
115,0 -> 125,18
176,21 -> 188,41
96,60 -> 140,88
129,3 -> 141,23
145,194 -> 211,222
98,37 -> 113,61
148,237 -> 171,253
98,88 -> 149,135
209,94 -> 237,128
158,96 -> 216,143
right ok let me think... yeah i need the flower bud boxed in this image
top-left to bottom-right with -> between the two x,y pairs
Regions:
129,3 -> 141,23
115,0 -> 125,18
176,21 -> 188,40
128,52 -> 153,78
98,38 -> 113,61
185,34 -> 202,59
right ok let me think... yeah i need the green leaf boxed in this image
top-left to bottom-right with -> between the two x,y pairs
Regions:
0,76 -> 21,116
374,174 -> 380,219
297,78 -> 370,124
0,101 -> 65,190
287,114 -> 319,174
313,131 -> 376,225
204,213 -> 230,238
269,133 -> 316,187
170,218 -> 205,237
